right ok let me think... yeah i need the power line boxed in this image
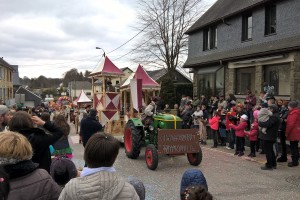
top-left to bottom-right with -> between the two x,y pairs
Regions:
112,0 -> 201,62
107,0 -> 179,55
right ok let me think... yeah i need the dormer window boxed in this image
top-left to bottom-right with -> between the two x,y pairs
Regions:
242,13 -> 252,41
265,4 -> 276,35
203,26 -> 217,51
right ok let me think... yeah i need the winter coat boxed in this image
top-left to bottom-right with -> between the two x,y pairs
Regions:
59,171 -> 139,200
285,108 -> 300,141
279,106 -> 289,132
230,121 -> 248,137
18,121 -> 64,172
209,116 -> 219,131
245,94 -> 257,111
5,160 -> 61,200
258,112 -> 280,141
226,111 -> 237,130
245,122 -> 258,141
80,116 -> 103,146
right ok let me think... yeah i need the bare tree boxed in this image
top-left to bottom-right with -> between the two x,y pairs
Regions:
131,0 -> 203,76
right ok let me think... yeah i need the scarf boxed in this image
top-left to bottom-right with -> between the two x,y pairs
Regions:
80,166 -> 116,177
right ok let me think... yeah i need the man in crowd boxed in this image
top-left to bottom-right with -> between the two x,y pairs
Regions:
0,105 -> 11,132
245,90 -> 257,123
258,104 -> 280,170
80,109 -> 102,147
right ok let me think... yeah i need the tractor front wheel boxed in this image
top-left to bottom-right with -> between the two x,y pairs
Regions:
187,147 -> 202,166
145,144 -> 158,170
124,120 -> 141,159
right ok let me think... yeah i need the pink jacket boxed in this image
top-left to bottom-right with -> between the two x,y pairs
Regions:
209,116 -> 219,131
231,121 -> 248,137
245,122 -> 258,141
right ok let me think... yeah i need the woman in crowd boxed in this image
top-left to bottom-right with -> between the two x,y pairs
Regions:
209,111 -> 219,148
285,101 -> 300,167
53,114 -> 73,158
59,133 -> 139,200
8,111 -> 64,172
0,131 -> 61,200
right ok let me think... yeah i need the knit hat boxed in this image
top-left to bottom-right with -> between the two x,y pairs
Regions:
180,169 -> 208,195
262,103 -> 268,108
50,157 -> 77,185
88,109 -> 97,118
288,101 -> 299,108
241,114 -> 248,121
128,177 -> 146,200
0,105 -> 9,115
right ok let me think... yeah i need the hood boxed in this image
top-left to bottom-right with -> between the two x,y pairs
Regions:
180,169 -> 208,194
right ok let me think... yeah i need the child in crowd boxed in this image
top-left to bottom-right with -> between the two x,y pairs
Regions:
50,157 -> 79,187
180,169 -> 208,200
258,103 -> 272,134
53,114 -> 73,158
219,109 -> 227,146
209,111 -> 219,148
245,113 -> 259,157
181,185 -> 213,200
226,106 -> 237,150
229,114 -> 248,156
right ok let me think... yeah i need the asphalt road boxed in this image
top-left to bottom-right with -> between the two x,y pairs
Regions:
69,124 -> 300,200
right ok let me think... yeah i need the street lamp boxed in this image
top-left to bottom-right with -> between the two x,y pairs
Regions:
96,47 -> 106,57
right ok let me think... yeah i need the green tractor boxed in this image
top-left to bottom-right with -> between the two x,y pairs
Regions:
124,114 -> 202,170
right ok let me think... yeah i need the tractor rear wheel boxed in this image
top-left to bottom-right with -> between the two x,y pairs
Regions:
145,144 -> 158,170
124,120 -> 142,159
187,147 -> 202,166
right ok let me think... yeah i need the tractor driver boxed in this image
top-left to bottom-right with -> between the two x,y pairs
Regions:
143,97 -> 158,127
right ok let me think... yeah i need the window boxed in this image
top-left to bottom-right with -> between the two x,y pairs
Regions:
264,64 -> 290,95
242,14 -> 252,41
235,67 -> 255,94
203,26 -> 217,51
86,92 -> 91,95
197,67 -> 224,97
265,5 -> 276,35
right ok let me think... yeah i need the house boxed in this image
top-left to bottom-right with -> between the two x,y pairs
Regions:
68,81 -> 92,100
16,86 -> 42,107
147,68 -> 192,85
0,57 -> 14,104
184,0 -> 300,101
11,65 -> 21,94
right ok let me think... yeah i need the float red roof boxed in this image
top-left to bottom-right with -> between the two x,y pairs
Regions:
90,56 -> 124,77
134,65 -> 160,87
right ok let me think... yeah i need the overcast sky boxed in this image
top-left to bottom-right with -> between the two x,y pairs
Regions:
0,0 -> 216,79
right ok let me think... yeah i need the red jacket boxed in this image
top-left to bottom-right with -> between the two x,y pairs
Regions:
226,111 -> 237,130
245,122 -> 258,141
209,116 -> 219,131
230,121 -> 248,137
285,108 -> 300,141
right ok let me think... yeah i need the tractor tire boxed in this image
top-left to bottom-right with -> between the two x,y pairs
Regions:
187,147 -> 202,166
145,144 -> 158,170
124,120 -> 142,159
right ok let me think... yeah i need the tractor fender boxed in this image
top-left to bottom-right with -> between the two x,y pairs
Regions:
129,118 -> 144,127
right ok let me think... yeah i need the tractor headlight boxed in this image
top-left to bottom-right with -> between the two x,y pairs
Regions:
149,125 -> 154,131
159,121 -> 165,128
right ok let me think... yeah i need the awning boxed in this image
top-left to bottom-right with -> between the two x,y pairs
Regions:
197,66 -> 222,74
